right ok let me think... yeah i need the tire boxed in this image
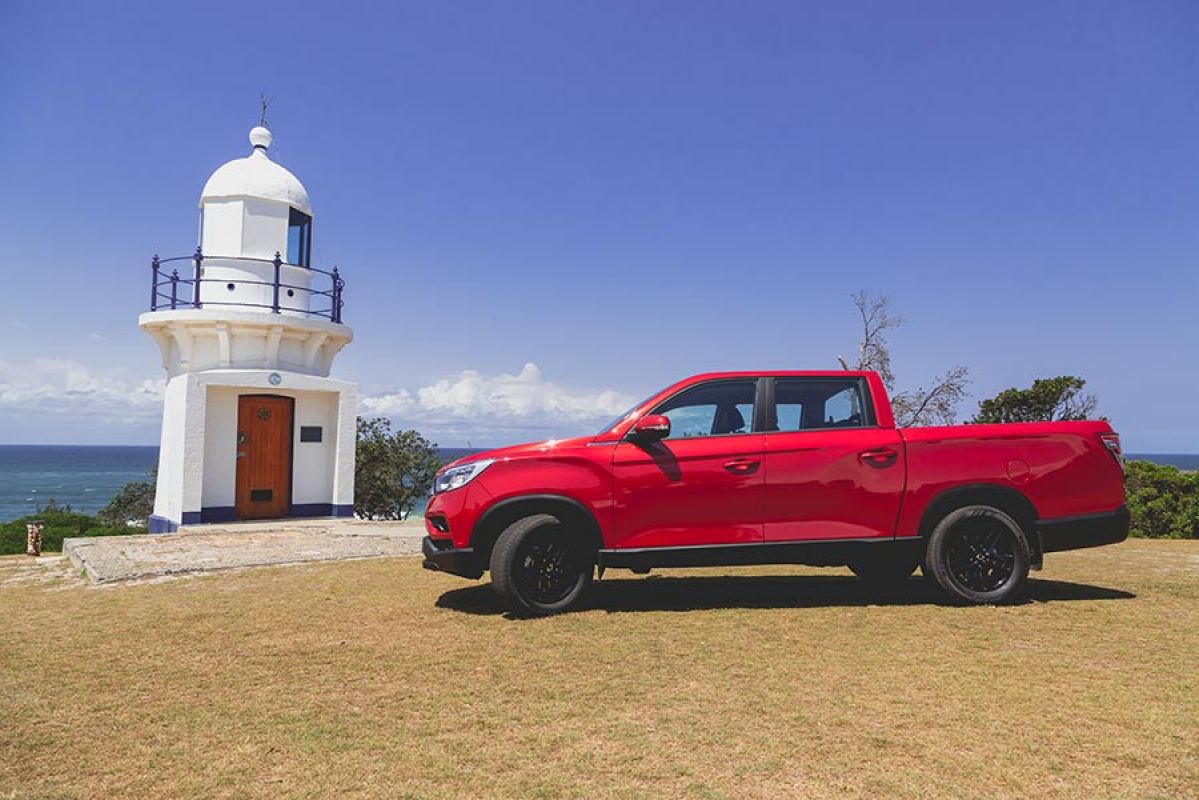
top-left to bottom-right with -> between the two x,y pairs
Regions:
847,553 -> 919,584
489,514 -> 594,616
925,505 -> 1030,604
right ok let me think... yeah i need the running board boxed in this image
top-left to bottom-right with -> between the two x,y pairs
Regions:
599,537 -> 923,571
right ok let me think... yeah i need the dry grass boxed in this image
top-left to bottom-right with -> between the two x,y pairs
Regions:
1,539 -> 1196,799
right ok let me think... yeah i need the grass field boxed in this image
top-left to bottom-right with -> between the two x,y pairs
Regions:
1,539 -> 1196,799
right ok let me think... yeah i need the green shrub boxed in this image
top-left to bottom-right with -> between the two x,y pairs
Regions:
0,508 -> 128,555
354,417 -> 441,520
97,478 -> 155,528
1125,459 -> 1199,540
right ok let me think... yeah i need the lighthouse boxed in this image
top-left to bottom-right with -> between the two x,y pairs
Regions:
140,125 -> 356,532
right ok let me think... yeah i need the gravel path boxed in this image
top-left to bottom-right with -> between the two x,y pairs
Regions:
61,518 -> 426,584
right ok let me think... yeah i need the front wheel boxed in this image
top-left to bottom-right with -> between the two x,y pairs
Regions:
925,505 -> 1030,604
489,514 -> 594,616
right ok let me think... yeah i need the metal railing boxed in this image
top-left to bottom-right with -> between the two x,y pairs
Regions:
149,248 -> 345,323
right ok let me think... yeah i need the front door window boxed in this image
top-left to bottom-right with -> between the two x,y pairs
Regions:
652,380 -> 757,438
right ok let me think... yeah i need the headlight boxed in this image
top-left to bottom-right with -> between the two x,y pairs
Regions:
433,458 -> 496,494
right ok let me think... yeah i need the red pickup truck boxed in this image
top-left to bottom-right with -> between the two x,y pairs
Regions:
423,371 -> 1128,615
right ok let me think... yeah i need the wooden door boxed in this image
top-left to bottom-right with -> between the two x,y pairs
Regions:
235,395 -> 293,519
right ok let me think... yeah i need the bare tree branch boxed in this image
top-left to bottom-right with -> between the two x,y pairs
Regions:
892,366 -> 970,427
851,290 -> 903,391
849,290 -> 969,427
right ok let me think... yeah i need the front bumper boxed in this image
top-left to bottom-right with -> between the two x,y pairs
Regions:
421,536 -> 484,580
1038,505 -> 1131,553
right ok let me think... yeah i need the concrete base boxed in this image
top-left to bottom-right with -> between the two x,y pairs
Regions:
63,518 -> 425,584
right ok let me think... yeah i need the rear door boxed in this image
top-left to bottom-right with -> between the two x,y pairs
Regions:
761,377 -> 905,541
612,378 -> 765,549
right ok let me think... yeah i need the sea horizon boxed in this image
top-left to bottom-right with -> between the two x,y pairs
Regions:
0,444 -> 482,522
0,444 -> 1195,523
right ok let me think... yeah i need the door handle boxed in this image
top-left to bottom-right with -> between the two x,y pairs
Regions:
859,448 -> 899,467
723,458 -> 760,474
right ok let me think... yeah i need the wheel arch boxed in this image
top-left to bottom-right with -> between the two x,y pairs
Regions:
916,483 -> 1043,566
470,494 -> 604,563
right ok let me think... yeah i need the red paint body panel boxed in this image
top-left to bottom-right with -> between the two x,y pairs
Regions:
762,427 -> 906,541
895,420 -> 1126,536
612,435 -> 766,548
424,371 -> 1126,560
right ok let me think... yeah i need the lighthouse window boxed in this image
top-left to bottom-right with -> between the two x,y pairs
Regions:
287,208 -> 312,267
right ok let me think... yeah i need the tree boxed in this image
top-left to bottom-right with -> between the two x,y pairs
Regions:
848,291 -> 970,427
972,376 -> 1098,423
97,477 -> 155,528
354,417 -> 442,520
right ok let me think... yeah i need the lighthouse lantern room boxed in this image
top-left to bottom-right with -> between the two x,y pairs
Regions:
140,125 -> 356,532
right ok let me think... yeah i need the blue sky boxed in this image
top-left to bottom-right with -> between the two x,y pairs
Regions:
1,1 -> 1196,450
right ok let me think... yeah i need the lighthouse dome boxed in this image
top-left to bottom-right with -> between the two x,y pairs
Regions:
200,126 -> 311,215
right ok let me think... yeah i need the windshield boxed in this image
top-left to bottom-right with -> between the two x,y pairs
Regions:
595,394 -> 654,435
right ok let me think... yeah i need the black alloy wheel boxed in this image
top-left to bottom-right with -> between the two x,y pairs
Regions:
926,505 -> 1031,604
489,514 -> 594,616
513,527 -> 584,606
944,517 -> 1018,593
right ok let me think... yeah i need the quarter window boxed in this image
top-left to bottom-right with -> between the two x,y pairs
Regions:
651,380 -> 757,439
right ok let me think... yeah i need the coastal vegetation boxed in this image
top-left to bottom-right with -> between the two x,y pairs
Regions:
0,502 -> 126,555
1124,459 -> 1199,539
96,470 -> 156,527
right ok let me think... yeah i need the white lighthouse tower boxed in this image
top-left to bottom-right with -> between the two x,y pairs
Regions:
140,125 -> 356,532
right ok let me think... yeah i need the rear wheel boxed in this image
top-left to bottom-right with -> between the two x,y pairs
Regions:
925,505 -> 1030,604
489,514 -> 594,616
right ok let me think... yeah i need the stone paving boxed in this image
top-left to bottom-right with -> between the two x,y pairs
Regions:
60,518 -> 426,585
0,553 -> 83,589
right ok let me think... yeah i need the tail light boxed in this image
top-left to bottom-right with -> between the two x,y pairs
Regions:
1097,432 -> 1123,466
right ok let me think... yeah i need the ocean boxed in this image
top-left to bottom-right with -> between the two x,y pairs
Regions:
0,445 -> 481,522
0,445 -> 1194,523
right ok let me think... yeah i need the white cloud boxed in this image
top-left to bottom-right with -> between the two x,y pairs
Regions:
0,358 -> 163,422
363,362 -> 635,443
0,358 -> 634,446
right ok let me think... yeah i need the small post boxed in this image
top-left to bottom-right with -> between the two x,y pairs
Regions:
150,255 -> 160,310
192,246 -> 203,308
272,251 -> 282,313
331,266 -> 343,323
26,520 -> 43,557
170,270 -> 179,309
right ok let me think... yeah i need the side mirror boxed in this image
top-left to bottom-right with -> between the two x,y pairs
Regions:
630,414 -> 671,442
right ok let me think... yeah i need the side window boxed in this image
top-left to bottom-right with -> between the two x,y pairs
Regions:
652,380 -> 757,439
775,401 -> 803,431
823,387 -> 861,427
770,379 -> 869,431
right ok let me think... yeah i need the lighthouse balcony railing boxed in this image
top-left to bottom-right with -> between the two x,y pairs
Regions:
148,250 -> 345,323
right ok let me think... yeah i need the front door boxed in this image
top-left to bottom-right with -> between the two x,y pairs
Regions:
235,394 -> 293,519
761,377 -> 905,541
612,378 -> 765,549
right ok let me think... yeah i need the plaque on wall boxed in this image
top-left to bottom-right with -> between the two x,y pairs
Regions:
300,426 -> 323,443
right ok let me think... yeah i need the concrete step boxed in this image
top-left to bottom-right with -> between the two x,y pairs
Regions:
64,518 -> 426,584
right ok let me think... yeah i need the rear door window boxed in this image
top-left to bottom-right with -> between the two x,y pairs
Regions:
769,378 -> 870,431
